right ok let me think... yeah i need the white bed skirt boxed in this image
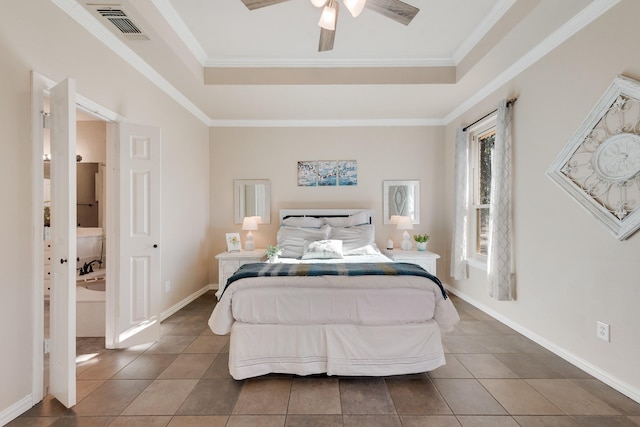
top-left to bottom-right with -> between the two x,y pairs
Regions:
228,320 -> 445,380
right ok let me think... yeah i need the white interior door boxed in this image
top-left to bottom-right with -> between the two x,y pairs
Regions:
107,123 -> 161,348
49,78 -> 77,408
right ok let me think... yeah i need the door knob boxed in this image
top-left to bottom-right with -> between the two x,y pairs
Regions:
153,244 -> 158,248
60,258 -> 68,264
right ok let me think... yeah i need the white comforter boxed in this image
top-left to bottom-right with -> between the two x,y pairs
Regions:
208,255 -> 459,335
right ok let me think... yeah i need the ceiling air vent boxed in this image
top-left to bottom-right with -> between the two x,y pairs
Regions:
92,5 -> 149,41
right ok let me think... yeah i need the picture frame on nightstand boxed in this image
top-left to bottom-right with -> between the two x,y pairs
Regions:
225,232 -> 241,252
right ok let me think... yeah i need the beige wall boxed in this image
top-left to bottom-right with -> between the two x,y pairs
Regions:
210,126 -> 446,279
76,122 -> 107,164
0,0 -> 210,415
443,0 -> 640,399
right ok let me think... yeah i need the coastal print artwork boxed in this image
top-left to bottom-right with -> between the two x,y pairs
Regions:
338,160 -> 358,186
317,161 -> 337,186
297,161 -> 317,186
298,160 -> 358,186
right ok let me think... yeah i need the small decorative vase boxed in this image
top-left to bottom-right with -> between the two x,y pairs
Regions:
269,255 -> 279,263
416,242 -> 427,251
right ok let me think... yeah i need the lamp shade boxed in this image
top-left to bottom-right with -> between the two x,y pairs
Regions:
242,216 -> 259,231
396,216 -> 414,230
310,0 -> 327,7
344,0 -> 366,17
318,0 -> 337,30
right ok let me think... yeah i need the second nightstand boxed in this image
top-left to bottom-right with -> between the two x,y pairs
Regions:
216,249 -> 266,289
383,249 -> 440,275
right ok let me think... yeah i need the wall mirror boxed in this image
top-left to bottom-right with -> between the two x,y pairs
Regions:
234,179 -> 271,224
44,162 -> 102,228
383,180 -> 420,224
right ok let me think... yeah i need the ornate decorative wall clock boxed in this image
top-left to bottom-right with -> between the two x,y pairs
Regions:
547,75 -> 640,240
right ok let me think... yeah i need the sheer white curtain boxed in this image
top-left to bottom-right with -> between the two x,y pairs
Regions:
487,99 -> 515,300
451,127 -> 469,280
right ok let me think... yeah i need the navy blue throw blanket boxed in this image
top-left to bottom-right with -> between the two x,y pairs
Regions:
221,262 -> 447,300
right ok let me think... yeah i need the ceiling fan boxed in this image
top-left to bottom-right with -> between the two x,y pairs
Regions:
240,0 -> 420,52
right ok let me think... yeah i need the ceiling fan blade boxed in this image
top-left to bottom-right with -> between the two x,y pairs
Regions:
365,0 -> 419,25
318,27 -> 336,52
240,0 -> 291,11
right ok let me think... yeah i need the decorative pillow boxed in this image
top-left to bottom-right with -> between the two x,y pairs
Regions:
323,211 -> 369,227
281,216 -> 325,228
329,224 -> 375,254
277,224 -> 331,258
301,239 -> 344,260
342,243 -> 382,256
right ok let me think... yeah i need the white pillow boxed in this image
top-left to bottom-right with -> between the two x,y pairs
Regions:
323,211 -> 369,227
322,216 -> 350,227
301,239 -> 344,259
277,224 -> 331,258
347,210 -> 370,226
281,216 -> 325,228
342,243 -> 381,256
329,224 -> 375,254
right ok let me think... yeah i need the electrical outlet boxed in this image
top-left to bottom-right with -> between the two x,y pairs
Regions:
597,321 -> 610,342
165,280 -> 171,292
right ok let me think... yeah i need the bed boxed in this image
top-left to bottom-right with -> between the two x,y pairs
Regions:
208,209 -> 459,380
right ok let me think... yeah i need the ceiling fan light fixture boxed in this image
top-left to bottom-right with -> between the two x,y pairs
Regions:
343,0 -> 366,17
310,0 -> 327,7
318,0 -> 337,31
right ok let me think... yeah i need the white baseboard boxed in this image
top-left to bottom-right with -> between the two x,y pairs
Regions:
445,285 -> 640,404
2,285 -> 218,426
160,284 -> 216,321
0,395 -> 34,427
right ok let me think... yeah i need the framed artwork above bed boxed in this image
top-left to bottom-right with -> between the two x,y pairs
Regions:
298,160 -> 357,187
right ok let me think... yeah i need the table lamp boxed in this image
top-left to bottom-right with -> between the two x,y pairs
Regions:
242,216 -> 259,251
396,216 -> 414,251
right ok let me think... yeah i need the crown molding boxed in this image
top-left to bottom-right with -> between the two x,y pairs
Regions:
452,0 -> 517,65
51,0 -> 211,126
444,0 -> 621,125
205,57 -> 456,68
208,118 -> 445,128
150,0 -> 208,65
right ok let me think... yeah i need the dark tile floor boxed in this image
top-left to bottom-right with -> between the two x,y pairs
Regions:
10,292 -> 640,426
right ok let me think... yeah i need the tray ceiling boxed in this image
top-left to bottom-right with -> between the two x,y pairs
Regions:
69,0 -> 613,125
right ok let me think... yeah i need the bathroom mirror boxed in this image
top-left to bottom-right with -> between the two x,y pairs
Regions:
383,180 -> 420,224
44,162 -> 102,227
234,179 -> 271,224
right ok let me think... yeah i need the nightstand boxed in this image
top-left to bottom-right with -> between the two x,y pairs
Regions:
216,249 -> 266,288
383,249 -> 440,275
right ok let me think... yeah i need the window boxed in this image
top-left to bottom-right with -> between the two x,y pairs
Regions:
469,118 -> 496,262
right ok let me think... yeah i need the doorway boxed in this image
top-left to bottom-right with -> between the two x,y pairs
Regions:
42,106 -> 108,396
31,72 -> 163,409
